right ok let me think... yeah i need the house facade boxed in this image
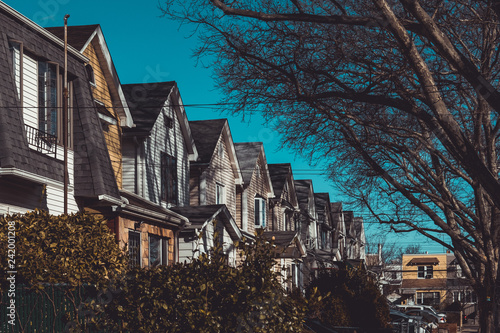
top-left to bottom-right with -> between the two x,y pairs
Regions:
234,142 -> 274,236
0,4 -> 119,216
312,193 -> 338,268
267,163 -> 305,290
119,81 -> 196,267
401,253 -> 456,308
268,163 -> 299,232
294,179 -> 319,287
330,202 -> 346,261
184,119 -> 244,265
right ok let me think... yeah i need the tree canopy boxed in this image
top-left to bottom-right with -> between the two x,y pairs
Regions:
161,1 -> 500,331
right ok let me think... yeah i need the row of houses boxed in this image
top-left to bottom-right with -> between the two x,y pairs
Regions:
0,2 -> 366,290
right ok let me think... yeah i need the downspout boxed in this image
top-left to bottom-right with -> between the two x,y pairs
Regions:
133,136 -> 139,194
63,14 -> 69,214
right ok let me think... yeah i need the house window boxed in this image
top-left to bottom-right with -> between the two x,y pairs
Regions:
453,291 -> 477,303
416,292 -> 440,306
38,61 -> 59,137
10,43 -> 73,152
85,64 -> 96,86
216,183 -> 225,204
149,234 -> 168,266
218,142 -> 224,158
418,265 -> 433,279
164,114 -> 173,129
128,231 -> 141,268
255,197 -> 266,228
321,229 -> 329,249
283,210 -> 289,231
161,153 -> 178,205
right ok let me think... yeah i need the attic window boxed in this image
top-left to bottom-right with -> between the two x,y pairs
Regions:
164,115 -> 173,129
218,142 -> 224,158
85,64 -> 95,86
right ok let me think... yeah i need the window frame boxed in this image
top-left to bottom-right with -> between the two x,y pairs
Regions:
38,60 -> 59,138
216,183 -> 225,205
417,265 -> 434,279
10,41 -> 74,150
148,234 -> 169,266
128,230 -> 141,268
416,292 -> 440,306
160,152 -> 178,205
254,196 -> 266,228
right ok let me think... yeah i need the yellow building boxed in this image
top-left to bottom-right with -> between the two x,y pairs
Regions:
401,253 -> 455,308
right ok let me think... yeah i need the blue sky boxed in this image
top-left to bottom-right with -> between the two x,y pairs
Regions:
3,0 -> 448,253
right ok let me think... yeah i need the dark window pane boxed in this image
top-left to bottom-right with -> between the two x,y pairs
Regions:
161,153 -> 178,205
149,234 -> 161,266
128,231 -> 141,268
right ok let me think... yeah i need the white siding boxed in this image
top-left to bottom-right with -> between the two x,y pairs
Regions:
122,140 -> 136,192
143,100 -> 190,207
0,204 -> 31,216
11,43 -> 21,99
22,54 -> 38,130
46,150 -> 78,215
178,236 -> 194,263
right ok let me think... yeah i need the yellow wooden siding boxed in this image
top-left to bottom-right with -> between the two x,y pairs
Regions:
402,254 -> 448,280
83,43 -> 122,188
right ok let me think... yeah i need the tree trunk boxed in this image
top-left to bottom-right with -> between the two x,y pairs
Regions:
476,277 -> 496,333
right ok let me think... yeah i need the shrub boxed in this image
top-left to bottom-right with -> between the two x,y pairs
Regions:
0,209 -> 127,288
95,227 -> 307,332
307,264 -> 390,330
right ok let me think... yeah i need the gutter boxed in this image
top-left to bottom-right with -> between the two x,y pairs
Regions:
0,167 -> 72,190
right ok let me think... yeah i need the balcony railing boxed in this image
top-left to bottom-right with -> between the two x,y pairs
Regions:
25,124 -> 57,157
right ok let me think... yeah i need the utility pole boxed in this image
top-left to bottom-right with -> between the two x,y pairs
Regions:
63,14 -> 69,215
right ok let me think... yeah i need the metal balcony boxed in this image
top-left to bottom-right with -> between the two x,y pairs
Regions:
25,124 -> 57,157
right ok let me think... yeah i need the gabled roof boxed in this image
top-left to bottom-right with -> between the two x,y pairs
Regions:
0,2 -> 87,62
264,231 -> 307,258
189,119 -> 227,163
330,202 -> 343,213
46,24 -> 133,128
189,119 -> 242,185
234,142 -> 262,184
268,163 -> 292,198
234,142 -> 274,196
121,82 -> 175,134
172,204 -> 242,241
315,193 -> 330,208
122,82 -> 198,160
294,179 -> 313,206
344,210 -> 354,234
45,24 -> 98,50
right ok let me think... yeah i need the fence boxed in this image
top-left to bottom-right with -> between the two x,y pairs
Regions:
1,284 -> 101,333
